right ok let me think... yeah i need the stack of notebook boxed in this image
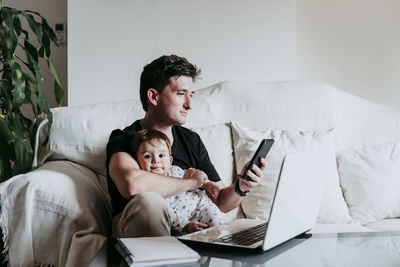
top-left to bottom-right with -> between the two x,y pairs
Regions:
114,236 -> 200,266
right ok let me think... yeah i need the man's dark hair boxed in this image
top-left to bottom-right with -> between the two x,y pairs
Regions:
130,129 -> 171,160
139,55 -> 201,111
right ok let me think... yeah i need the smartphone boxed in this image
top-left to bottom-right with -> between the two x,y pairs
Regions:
241,139 -> 274,180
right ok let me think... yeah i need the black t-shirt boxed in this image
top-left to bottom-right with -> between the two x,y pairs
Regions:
106,120 -> 221,216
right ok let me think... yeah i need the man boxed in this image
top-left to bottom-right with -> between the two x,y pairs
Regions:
106,55 -> 266,237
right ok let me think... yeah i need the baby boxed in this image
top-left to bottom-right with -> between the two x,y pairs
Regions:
130,129 -> 224,234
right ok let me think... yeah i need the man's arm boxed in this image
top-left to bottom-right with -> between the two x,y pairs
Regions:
192,132 -> 266,212
212,181 -> 240,213
109,152 -> 206,199
212,158 -> 266,213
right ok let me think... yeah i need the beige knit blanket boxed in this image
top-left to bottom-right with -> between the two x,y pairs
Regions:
0,161 -> 112,266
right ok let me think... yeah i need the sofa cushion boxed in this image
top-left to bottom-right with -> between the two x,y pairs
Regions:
337,140 -> 400,225
47,99 -> 144,175
231,122 -> 352,223
190,122 -> 236,186
190,122 -> 243,222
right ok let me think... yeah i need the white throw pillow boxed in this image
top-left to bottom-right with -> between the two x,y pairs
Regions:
337,141 -> 400,225
191,122 -> 242,222
48,99 -> 144,175
231,122 -> 352,223
190,122 -> 236,186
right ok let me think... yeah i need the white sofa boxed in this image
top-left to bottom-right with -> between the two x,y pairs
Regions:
1,81 -> 400,266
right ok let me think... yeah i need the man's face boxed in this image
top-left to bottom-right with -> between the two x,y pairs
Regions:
156,75 -> 194,125
136,139 -> 172,176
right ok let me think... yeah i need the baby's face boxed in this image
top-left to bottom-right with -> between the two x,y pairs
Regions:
136,139 -> 172,176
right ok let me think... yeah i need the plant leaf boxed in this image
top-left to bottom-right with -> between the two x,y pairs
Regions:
0,115 -> 14,144
0,141 -> 13,182
21,74 -> 34,105
41,31 -> 51,58
0,116 -> 14,181
15,50 -> 34,74
13,13 -> 22,36
9,60 -> 27,109
2,10 -> 18,58
44,55 -> 64,106
42,17 -> 58,47
0,5 -> 63,181
38,46 -> 44,58
12,137 -> 33,175
53,80 -> 63,106
8,112 -> 32,175
0,64 -> 13,108
24,39 -> 38,63
28,52 -> 52,128
25,14 -> 43,47
24,12 -> 51,57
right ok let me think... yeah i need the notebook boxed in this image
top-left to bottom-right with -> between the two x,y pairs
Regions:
179,152 -> 332,252
114,236 -> 200,266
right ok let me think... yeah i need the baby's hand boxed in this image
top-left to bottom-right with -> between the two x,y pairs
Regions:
182,221 -> 209,233
184,168 -> 208,188
201,181 -> 220,202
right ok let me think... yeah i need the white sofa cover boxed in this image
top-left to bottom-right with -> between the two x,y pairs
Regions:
1,81 -> 400,266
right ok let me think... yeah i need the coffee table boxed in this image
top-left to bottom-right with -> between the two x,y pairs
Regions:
95,231 -> 400,266
188,231 -> 400,267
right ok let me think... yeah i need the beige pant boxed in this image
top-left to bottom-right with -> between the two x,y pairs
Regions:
112,192 -> 171,237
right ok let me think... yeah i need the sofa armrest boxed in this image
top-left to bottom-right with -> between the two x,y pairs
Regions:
0,160 -> 112,266
32,117 -> 51,169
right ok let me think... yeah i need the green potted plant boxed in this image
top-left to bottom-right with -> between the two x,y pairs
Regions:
0,0 -> 64,182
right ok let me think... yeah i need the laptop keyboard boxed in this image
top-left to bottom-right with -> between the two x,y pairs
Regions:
214,222 -> 268,246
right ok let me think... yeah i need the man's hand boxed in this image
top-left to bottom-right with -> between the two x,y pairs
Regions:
184,168 -> 208,188
237,157 -> 266,193
182,221 -> 208,233
201,181 -> 220,203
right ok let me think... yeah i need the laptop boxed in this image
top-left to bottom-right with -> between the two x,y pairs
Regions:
178,151 -> 332,252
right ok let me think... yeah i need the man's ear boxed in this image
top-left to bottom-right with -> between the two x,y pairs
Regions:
147,88 -> 159,107
170,156 -> 173,165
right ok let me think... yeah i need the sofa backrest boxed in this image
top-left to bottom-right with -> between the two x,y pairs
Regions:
332,89 -> 400,150
36,80 -> 400,177
33,80 -> 400,224
185,80 -> 335,131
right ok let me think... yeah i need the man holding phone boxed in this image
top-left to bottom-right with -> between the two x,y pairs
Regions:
106,55 -> 266,238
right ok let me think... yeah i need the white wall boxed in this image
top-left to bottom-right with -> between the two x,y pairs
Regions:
4,0 -> 68,110
297,0 -> 400,109
68,0 -> 297,106
7,1 -> 400,110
